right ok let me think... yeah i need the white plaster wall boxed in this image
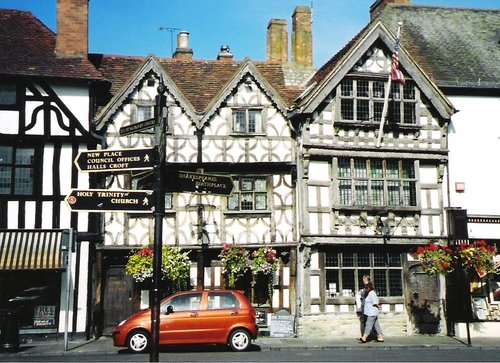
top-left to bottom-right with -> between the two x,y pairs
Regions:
447,96 -> 500,216
76,242 -> 89,332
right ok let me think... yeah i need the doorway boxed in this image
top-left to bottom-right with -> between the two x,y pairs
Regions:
102,266 -> 134,335
405,263 -> 441,334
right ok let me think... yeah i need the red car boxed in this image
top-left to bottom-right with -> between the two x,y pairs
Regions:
112,289 -> 258,353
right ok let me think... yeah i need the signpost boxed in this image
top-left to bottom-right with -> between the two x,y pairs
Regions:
173,170 -> 234,195
74,148 -> 156,173
119,118 -> 156,136
64,189 -> 154,213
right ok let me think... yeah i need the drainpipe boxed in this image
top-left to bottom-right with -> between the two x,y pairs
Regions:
294,118 -> 304,333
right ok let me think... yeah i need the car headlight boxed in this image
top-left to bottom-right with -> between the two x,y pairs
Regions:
117,319 -> 126,327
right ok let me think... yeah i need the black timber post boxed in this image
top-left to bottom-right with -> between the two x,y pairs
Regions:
150,77 -> 167,362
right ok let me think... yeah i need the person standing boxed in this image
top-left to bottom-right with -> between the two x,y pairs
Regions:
356,275 -> 371,336
357,282 -> 384,343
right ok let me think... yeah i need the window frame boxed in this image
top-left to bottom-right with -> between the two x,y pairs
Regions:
337,77 -> 419,126
0,81 -> 18,110
324,250 -> 404,298
136,105 -> 153,123
226,176 -> 269,213
0,145 -> 37,196
336,157 -> 418,209
231,108 -> 264,135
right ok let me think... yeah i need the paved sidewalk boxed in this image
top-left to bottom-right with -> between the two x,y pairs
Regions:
0,334 -> 499,357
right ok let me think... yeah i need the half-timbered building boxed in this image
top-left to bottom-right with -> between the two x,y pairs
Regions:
1,0 -> 498,342
88,8 -> 314,335
374,0 -> 500,339
289,16 -> 455,337
0,2 -> 105,339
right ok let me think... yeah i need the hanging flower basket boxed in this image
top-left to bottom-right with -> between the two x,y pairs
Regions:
250,247 -> 281,303
414,243 -> 455,275
457,240 -> 499,278
219,244 -> 250,289
415,240 -> 499,278
125,245 -> 191,294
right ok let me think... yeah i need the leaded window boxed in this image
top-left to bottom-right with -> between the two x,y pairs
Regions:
337,157 -> 417,207
339,78 -> 418,124
227,177 -> 267,211
0,82 -> 16,106
325,251 -> 403,297
137,105 -> 152,122
0,146 -> 35,195
232,109 -> 262,134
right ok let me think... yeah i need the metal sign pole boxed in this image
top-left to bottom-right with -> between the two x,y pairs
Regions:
150,77 -> 167,362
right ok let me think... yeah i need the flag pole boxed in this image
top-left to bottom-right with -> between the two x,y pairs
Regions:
376,22 -> 403,148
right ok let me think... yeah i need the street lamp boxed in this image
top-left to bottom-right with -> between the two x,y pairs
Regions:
150,75 -> 167,362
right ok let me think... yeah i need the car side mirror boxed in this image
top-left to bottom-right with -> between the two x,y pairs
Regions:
166,305 -> 174,315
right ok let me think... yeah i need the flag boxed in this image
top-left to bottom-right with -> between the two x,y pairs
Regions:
390,36 -> 405,84
391,53 -> 405,85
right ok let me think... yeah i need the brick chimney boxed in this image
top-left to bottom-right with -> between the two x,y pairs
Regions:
55,0 -> 88,57
370,0 -> 411,20
266,19 -> 288,63
291,6 -> 312,67
173,31 -> 193,60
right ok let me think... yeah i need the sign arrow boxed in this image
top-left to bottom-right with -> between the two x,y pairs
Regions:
74,148 -> 157,173
167,171 -> 234,196
65,189 -> 155,213
119,118 -> 156,136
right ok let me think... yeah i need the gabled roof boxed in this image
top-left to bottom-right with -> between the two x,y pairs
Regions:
0,9 -> 104,81
297,21 -> 455,119
377,4 -> 500,90
92,56 -> 190,130
90,54 -> 305,128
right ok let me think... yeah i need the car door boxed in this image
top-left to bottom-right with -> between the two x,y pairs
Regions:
159,292 -> 203,344
194,291 -> 242,343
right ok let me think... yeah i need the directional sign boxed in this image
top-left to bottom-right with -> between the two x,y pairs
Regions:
65,189 -> 155,213
170,171 -> 234,195
119,118 -> 156,136
74,148 -> 157,173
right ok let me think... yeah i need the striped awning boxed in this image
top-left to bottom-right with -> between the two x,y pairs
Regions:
0,229 -> 68,270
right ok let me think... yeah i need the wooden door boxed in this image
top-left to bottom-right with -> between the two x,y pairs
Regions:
103,266 -> 134,335
405,263 -> 441,334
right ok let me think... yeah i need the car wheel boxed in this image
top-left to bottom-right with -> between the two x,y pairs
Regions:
127,330 -> 150,353
228,328 -> 251,352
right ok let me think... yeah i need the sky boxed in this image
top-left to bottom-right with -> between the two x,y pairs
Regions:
1,0 -> 497,68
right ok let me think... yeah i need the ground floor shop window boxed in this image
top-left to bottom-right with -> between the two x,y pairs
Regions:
325,251 -> 403,297
0,271 -> 61,330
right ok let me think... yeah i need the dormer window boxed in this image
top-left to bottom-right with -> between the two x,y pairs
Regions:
232,108 -> 263,134
338,78 -> 418,125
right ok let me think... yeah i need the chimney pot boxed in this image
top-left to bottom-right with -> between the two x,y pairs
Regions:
217,45 -> 234,61
173,31 -> 193,60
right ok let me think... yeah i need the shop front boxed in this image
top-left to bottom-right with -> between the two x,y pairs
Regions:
0,230 -> 69,337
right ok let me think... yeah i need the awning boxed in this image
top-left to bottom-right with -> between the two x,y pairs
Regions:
0,229 -> 69,270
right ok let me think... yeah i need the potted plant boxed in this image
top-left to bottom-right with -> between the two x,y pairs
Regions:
218,244 -> 250,288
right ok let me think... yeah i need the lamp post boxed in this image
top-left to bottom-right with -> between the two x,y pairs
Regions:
150,76 -> 167,362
